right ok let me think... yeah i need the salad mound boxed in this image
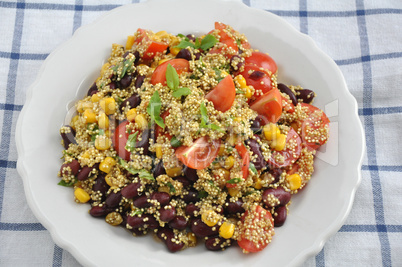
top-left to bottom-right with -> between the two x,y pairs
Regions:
58,22 -> 330,253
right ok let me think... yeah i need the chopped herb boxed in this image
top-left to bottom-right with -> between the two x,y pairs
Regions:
166,182 -> 176,193
170,136 -> 182,148
198,190 -> 208,198
166,64 -> 192,98
121,58 -> 134,78
130,209 -> 143,217
118,157 -> 155,181
249,162 -> 257,174
125,131 -> 139,151
174,40 -> 195,49
147,91 -> 165,129
236,39 -> 241,47
227,178 -> 243,184
213,68 -> 224,83
199,101 -> 223,132
199,34 -> 218,50
58,179 -> 76,187
236,89 -> 245,94
172,87 -> 191,98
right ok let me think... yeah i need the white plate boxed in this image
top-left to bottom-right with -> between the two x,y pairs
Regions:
16,0 -> 364,266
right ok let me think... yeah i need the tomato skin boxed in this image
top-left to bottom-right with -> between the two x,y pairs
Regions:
238,205 -> 274,253
235,143 -> 250,180
205,75 -> 236,112
175,137 -> 221,170
250,88 -> 282,123
268,128 -> 302,168
300,103 -> 330,151
244,51 -> 277,74
239,64 -> 274,95
112,121 -> 137,161
134,28 -> 168,60
209,22 -> 238,56
150,59 -> 190,85
155,110 -> 172,141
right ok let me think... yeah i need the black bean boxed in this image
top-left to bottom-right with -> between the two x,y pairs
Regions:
77,166 -> 93,181
89,205 -> 109,217
297,89 -> 315,104
135,75 -> 145,89
87,82 -> 98,96
277,83 -> 298,106
174,176 -> 191,188
249,70 -> 265,80
157,228 -> 184,252
60,159 -> 80,176
153,160 -> 166,178
229,55 -> 244,72
121,182 -> 142,199
127,214 -> 158,229
205,236 -> 232,251
133,51 -> 140,64
150,192 -> 170,206
108,81 -> 117,90
183,166 -> 199,183
185,203 -> 200,217
268,168 -> 283,183
105,191 -> 122,208
250,115 -> 267,133
246,137 -> 266,170
190,218 -> 218,238
132,195 -> 151,209
159,206 -> 176,222
225,199 -> 245,214
168,216 -> 187,230
176,49 -> 192,61
186,34 -> 196,42
120,74 -> 132,89
262,187 -> 291,208
194,52 -> 201,60
92,175 -> 109,200
120,94 -> 141,112
181,189 -> 199,203
61,126 -> 77,149
135,128 -> 150,155
273,205 -> 287,227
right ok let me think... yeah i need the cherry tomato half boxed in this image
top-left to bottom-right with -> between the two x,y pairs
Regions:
268,128 -> 302,168
239,64 -> 274,96
175,136 -> 221,170
238,205 -> 274,253
244,51 -> 277,74
150,58 -> 190,85
300,103 -> 330,151
209,22 -> 238,56
249,88 -> 282,123
134,28 -> 168,61
205,75 -> 236,112
112,120 -> 138,161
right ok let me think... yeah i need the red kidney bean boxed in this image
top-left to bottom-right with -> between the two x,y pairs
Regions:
262,187 -> 291,208
135,75 -> 145,89
127,214 -> 158,229
205,236 -> 232,251
185,203 -> 200,217
273,205 -> 287,227
136,128 -> 150,155
153,160 -> 166,178
186,34 -> 196,42
159,206 -> 176,222
194,52 -> 201,60
176,48 -> 192,61
150,192 -> 170,206
92,175 -> 109,201
183,166 -> 198,183
132,195 -> 151,208
120,94 -> 141,112
77,166 -> 93,181
87,82 -> 98,96
249,70 -> 265,80
61,126 -> 77,149
157,228 -> 184,252
268,168 -> 283,184
89,205 -> 109,217
277,83 -> 298,106
109,81 -> 117,90
121,182 -> 142,199
120,74 -> 133,89
229,55 -> 244,72
174,176 -> 190,188
225,199 -> 245,214
169,216 -> 187,230
105,191 -> 122,208
190,218 -> 218,238
181,189 -> 199,203
297,89 -> 315,104
60,159 -> 80,176
246,137 -> 266,170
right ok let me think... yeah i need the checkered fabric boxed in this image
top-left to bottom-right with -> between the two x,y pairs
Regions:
1,0 -> 401,266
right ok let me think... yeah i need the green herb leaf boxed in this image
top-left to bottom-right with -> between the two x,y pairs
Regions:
236,89 -> 245,94
249,162 -> 257,174
198,190 -> 208,198
227,178 -> 243,184
121,58 -> 134,78
166,64 -> 180,90
200,34 -> 218,50
195,37 -> 201,48
147,91 -> 165,129
200,101 -> 209,128
125,131 -> 138,151
166,182 -> 176,193
58,179 -> 75,187
130,209 -> 143,216
172,87 -> 191,98
174,40 -> 195,49
118,157 -> 155,181
236,39 -> 241,47
170,136 -> 182,148
213,68 -> 224,83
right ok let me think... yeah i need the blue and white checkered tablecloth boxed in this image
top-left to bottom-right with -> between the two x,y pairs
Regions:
1,0 -> 401,266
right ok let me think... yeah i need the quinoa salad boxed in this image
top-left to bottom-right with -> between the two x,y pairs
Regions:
58,22 -> 330,253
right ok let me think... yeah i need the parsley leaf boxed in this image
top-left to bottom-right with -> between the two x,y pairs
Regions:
125,131 -> 138,151
58,179 -> 76,187
121,58 -> 134,78
147,91 -> 165,129
199,34 -> 218,50
199,101 -> 223,132
249,162 -> 258,174
170,136 -> 182,148
174,40 -> 195,49
166,182 -> 176,193
130,209 -> 143,216
172,87 -> 191,98
118,157 -> 155,181
198,190 -> 208,198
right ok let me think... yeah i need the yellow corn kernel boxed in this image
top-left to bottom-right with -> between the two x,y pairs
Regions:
99,157 -> 116,174
105,174 -> 114,187
77,100 -> 93,113
83,109 -> 97,123
104,130 -> 111,138
166,166 -> 182,177
155,144 -> 163,159
226,133 -> 239,146
271,133 -> 287,151
223,156 -> 235,169
234,74 -> 247,88
74,188 -> 90,203
186,232 -> 197,247
158,58 -> 170,65
91,93 -> 102,103
263,123 -> 281,141
95,135 -> 111,150
135,114 -> 148,130
126,108 -> 137,122
99,97 -> 116,115
105,212 -> 123,226
215,168 -> 230,182
227,187 -> 240,197
170,47 -> 181,56
100,62 -> 111,76
245,86 -> 253,99
218,144 -> 226,156
287,173 -> 302,190
98,113 -> 109,129
219,221 -> 235,239
201,210 -> 219,227
158,186 -> 171,194
254,178 -> 263,189
154,30 -> 169,41
125,35 -> 135,50
81,150 -> 90,159
70,115 -> 79,130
